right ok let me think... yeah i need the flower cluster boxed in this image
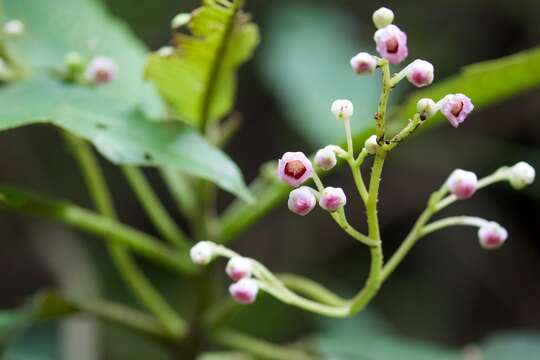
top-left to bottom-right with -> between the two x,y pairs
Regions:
190,242 -> 259,304
187,7 -> 536,316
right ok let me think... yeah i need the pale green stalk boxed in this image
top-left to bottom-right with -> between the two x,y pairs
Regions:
122,166 -> 188,248
64,133 -> 187,338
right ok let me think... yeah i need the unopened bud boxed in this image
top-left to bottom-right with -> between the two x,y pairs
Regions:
507,161 -> 535,189
478,222 -> 508,250
372,7 -> 394,29
85,56 -> 118,84
229,278 -> 259,304
315,147 -> 337,170
319,187 -> 347,212
417,98 -> 437,120
171,13 -> 191,29
331,99 -> 354,120
407,59 -> 434,88
4,19 -> 24,36
350,52 -> 377,75
190,241 -> 216,265
447,169 -> 477,199
288,186 -> 317,216
226,257 -> 253,281
364,135 -> 379,154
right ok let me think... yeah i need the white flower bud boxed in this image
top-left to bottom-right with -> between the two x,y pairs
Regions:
447,169 -> 478,199
507,161 -> 535,189
226,257 -> 253,281
372,7 -> 394,29
364,135 -> 379,154
315,147 -> 337,170
190,241 -> 216,265
171,13 -> 191,29
229,278 -> 259,304
157,46 -> 175,57
350,52 -> 377,75
331,99 -> 354,120
416,98 -> 437,120
4,19 -> 24,36
478,222 -> 508,250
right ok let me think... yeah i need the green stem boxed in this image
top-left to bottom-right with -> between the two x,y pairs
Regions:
420,215 -> 487,236
331,209 -> 377,247
35,291 -> 177,340
160,168 -> 197,221
375,60 -> 391,138
347,156 -> 368,204
122,166 -> 188,248
211,329 -> 312,360
278,273 -> 347,306
380,184 -> 448,282
343,118 -> 354,156
0,185 -> 195,274
65,134 -> 187,338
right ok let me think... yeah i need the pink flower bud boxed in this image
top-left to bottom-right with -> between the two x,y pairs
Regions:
508,161 -> 535,189
190,241 -> 215,265
374,24 -> 408,64
277,152 -> 313,187
288,186 -> 317,216
319,187 -> 347,212
315,147 -> 337,170
478,222 -> 508,250
331,99 -> 354,120
372,7 -> 394,29
407,59 -> 434,87
447,169 -> 478,199
229,278 -> 259,304
350,52 -> 377,75
440,94 -> 474,128
85,56 -> 118,84
226,257 -> 253,281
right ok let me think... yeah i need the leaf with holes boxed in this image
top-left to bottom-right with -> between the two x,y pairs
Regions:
145,0 -> 260,129
0,76 -> 253,202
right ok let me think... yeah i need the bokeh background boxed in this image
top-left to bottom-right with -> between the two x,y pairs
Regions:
0,0 -> 539,358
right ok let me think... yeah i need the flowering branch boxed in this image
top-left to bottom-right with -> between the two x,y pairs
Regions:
191,6 -> 536,319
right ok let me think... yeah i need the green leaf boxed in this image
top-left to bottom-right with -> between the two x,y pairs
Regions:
311,314 -> 540,360
0,76 -> 252,202
145,0 -> 260,129
312,314 -> 460,360
257,2 -> 381,148
219,45 -> 540,242
3,0 -> 164,118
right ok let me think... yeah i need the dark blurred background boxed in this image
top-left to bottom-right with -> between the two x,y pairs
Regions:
1,0 -> 539,358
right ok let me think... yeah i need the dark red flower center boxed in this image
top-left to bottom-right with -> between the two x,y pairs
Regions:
96,68 -> 111,82
285,160 -> 306,179
451,101 -> 463,117
386,37 -> 399,53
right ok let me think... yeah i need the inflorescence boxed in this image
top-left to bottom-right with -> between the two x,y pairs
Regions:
189,7 -> 535,312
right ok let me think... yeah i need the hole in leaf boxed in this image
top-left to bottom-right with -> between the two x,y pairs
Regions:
143,152 -> 153,161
